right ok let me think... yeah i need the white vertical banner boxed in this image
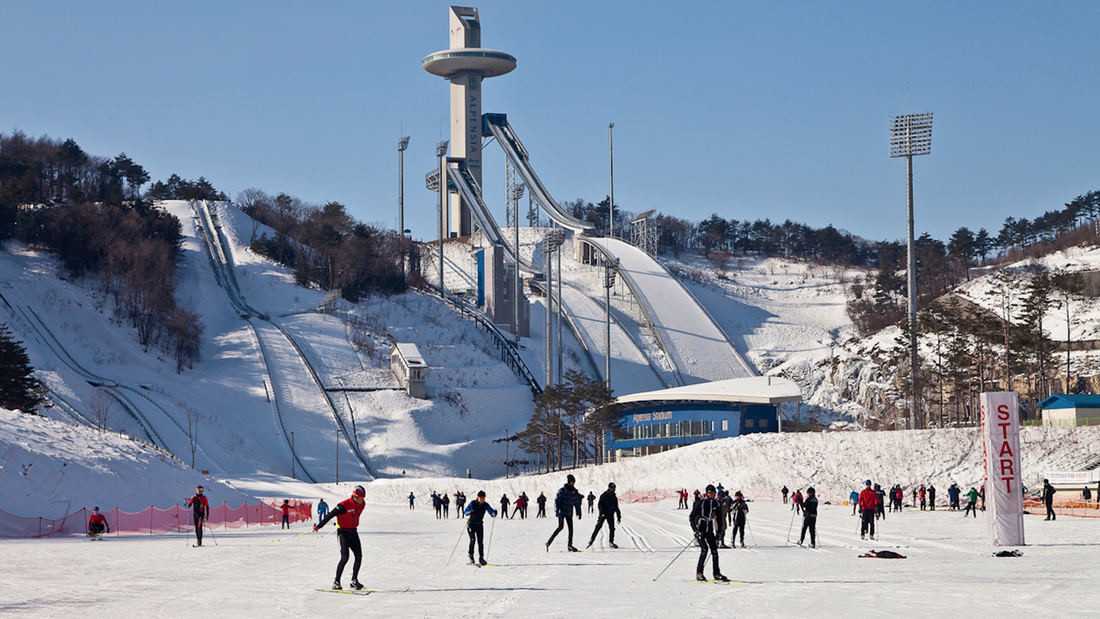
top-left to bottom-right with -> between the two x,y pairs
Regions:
980,391 -> 1025,547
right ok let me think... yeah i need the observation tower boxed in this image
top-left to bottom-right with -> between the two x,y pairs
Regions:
423,5 -> 516,237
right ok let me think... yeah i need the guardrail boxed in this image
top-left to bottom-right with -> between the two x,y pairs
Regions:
413,284 -> 542,397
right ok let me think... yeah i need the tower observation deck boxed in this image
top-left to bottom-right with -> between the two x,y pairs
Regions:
422,6 -> 516,238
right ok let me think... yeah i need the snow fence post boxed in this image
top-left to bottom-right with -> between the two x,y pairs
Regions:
176,505 -> 180,533
224,503 -> 228,530
149,505 -> 153,535
114,507 -> 119,536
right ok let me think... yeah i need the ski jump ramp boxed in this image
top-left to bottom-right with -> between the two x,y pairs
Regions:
583,237 -> 755,384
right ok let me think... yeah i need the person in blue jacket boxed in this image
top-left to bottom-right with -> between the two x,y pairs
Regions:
317,498 -> 329,524
849,489 -> 859,516
464,490 -> 498,565
545,474 -> 583,552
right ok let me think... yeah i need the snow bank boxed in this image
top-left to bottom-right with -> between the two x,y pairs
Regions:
0,408 -> 252,517
361,425 -> 1100,505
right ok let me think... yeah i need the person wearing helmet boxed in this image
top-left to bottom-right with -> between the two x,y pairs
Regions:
313,486 -> 368,591
586,482 -> 622,549
87,506 -> 110,537
185,485 -> 210,547
798,487 -> 818,548
464,490 -> 498,566
690,484 -> 729,582
546,474 -> 583,552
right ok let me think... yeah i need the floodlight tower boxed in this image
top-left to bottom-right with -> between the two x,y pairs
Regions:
423,6 -> 516,238
604,258 -> 619,390
398,136 -> 410,272
890,112 -> 933,430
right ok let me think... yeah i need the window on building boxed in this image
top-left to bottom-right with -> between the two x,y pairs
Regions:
722,419 -> 729,432
745,419 -> 755,429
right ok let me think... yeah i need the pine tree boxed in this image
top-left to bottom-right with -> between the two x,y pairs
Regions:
0,324 -> 45,413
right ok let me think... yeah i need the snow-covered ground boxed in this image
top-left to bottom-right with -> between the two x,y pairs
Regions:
3,494 -> 1098,616
0,408 -> 250,517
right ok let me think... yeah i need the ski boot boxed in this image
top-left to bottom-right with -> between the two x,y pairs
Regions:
332,580 -> 342,591
696,572 -> 707,582
609,542 -> 619,549
567,545 -> 580,552
468,554 -> 476,565
713,574 -> 730,582
349,579 -> 364,591
479,557 -> 487,566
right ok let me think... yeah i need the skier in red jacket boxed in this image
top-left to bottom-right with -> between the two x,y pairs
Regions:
858,480 -> 878,540
87,507 -> 110,537
314,486 -> 367,591
186,486 -> 211,546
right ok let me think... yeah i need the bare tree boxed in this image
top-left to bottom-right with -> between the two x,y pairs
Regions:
90,389 -> 113,433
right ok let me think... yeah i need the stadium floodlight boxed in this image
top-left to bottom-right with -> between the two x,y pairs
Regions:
436,140 -> 449,296
544,230 -> 565,387
398,137 -> 410,273
890,112 -> 933,430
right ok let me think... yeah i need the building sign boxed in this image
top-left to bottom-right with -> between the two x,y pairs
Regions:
632,411 -> 672,423
980,391 -> 1025,547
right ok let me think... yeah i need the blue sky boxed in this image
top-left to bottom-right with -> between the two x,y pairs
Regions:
1,1 -> 1097,242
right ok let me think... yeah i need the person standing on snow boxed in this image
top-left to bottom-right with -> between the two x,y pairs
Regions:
587,491 -> 596,514
186,485 -> 210,547
859,480 -> 877,540
799,487 -> 819,548
442,493 -> 451,519
407,492 -> 415,510
963,487 -> 979,518
87,506 -> 110,537
1042,479 -> 1057,521
729,491 -> 749,548
1083,485 -> 1092,504
849,489 -> 859,515
546,474 -> 583,552
792,489 -> 803,514
432,492 -> 442,519
464,490 -> 498,566
313,485 -> 368,591
455,491 -> 466,518
781,486 -> 789,505
280,499 -> 292,529
715,490 -> 732,548
317,498 -> 329,523
918,485 -> 926,511
586,482 -> 622,549
500,494 -> 510,519
927,484 -> 936,510
679,488 -> 689,510
536,492 -> 548,518
874,484 -> 887,520
690,484 -> 729,582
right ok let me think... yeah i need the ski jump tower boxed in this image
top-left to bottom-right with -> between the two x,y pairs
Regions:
423,5 -> 516,238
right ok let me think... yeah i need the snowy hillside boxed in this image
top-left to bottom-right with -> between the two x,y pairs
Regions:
363,425 -> 1100,506
0,408 -> 251,517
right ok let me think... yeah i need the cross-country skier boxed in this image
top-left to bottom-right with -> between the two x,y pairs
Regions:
799,487 -> 818,548
781,486 -> 789,504
586,482 -> 622,549
690,484 -> 729,582
455,491 -> 466,518
874,484 -> 886,520
432,492 -> 442,519
729,491 -> 748,548
500,494 -> 510,518
792,489 -> 803,514
918,485 -> 927,511
280,499 -> 291,529
442,493 -> 450,518
511,493 -> 528,519
546,474 -> 583,552
317,498 -> 329,523
408,492 -> 415,510
464,490 -> 497,566
679,489 -> 689,510
912,486 -> 918,508
587,491 -> 596,514
859,480 -> 877,540
87,506 -> 110,537
849,489 -> 859,515
313,485 -> 367,591
964,487 -> 979,518
186,485 -> 210,547
1042,479 -> 1057,520
927,484 -> 936,510
536,492 -> 547,518
715,490 -> 731,548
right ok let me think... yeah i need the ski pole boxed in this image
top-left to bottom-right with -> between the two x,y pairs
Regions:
445,525 -> 466,567
486,513 -> 497,560
785,509 -> 796,544
203,519 -> 219,546
652,535 -> 697,583
746,520 -> 758,548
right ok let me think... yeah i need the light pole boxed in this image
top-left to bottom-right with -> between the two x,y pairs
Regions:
544,230 -> 564,387
604,258 -> 619,390
436,140 -> 449,295
608,122 -> 615,238
512,182 -> 525,343
556,236 -> 563,383
890,112 -> 933,430
398,136 -> 410,272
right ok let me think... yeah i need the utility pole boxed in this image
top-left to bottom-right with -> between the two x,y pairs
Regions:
608,122 -> 615,238
604,258 -> 619,390
436,140 -> 449,295
890,113 -> 933,430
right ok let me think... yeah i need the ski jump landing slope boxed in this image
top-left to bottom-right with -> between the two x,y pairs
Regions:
586,237 -> 755,385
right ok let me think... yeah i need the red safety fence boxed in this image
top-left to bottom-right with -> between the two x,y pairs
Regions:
0,499 -> 312,539
1023,498 -> 1100,518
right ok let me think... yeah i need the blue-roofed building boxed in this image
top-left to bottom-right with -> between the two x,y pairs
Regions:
603,376 -> 802,461
1039,394 -> 1100,427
